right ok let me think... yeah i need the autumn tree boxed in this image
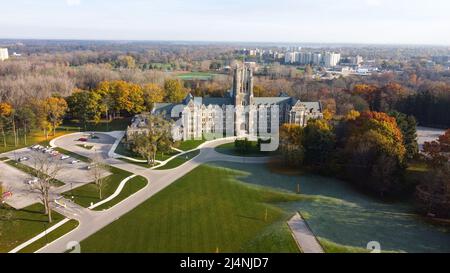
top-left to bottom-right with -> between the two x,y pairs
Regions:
417,130 -> 450,218
343,111 -> 407,196
302,119 -> 335,169
44,96 -> 68,136
0,103 -> 12,148
142,83 -> 165,111
164,79 -> 187,103
279,124 -> 304,167
16,106 -> 36,146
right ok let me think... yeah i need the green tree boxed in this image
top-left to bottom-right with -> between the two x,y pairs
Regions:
129,114 -> 173,166
66,90 -> 99,130
389,111 -> 419,159
279,124 -> 304,167
16,106 -> 36,146
302,119 -> 335,168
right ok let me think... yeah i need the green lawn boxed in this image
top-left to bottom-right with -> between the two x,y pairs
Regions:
94,176 -> 148,211
63,166 -> 133,208
5,160 -> 65,187
61,117 -> 132,132
318,238 -> 369,253
215,142 -> 278,157
115,141 -> 179,162
155,150 -> 200,170
176,72 -> 220,81
0,204 -> 66,253
80,164 -> 301,253
0,129 -> 78,154
18,220 -> 79,253
176,139 -> 206,151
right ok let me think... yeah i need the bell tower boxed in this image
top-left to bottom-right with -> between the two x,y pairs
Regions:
233,63 -> 254,136
233,63 -> 254,107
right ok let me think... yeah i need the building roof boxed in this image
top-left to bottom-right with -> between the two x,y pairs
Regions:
253,97 -> 293,105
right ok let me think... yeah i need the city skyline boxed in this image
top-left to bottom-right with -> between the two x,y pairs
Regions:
1,0 -> 450,45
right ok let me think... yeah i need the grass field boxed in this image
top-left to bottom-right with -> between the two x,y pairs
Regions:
215,142 -> 278,157
94,176 -> 148,211
115,141 -> 180,162
0,129 -> 78,154
63,166 -> 133,208
80,164 -> 301,253
18,220 -> 79,253
176,139 -> 206,151
176,72 -> 220,81
155,150 -> 200,170
0,203 -> 66,253
61,117 -> 132,132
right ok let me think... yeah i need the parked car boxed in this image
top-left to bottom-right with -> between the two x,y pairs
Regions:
18,157 -> 29,162
71,160 -> 80,164
26,178 -> 38,185
61,155 -> 70,160
78,138 -> 88,142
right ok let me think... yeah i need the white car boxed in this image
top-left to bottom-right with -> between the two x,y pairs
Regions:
18,157 -> 29,162
71,160 -> 80,164
26,178 -> 39,185
61,155 -> 70,160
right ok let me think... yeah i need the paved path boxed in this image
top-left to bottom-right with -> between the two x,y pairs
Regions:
31,133 -> 272,253
288,213 -> 324,253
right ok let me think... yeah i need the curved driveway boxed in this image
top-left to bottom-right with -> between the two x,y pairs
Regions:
37,133 -> 271,253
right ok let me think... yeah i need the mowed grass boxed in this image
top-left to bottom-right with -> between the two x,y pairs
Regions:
176,139 -> 206,151
0,129 -> 77,154
115,141 -> 179,162
0,204 -> 66,253
18,220 -> 79,253
94,176 -> 148,211
80,164 -> 301,253
63,166 -> 133,208
61,117 -> 132,132
155,150 -> 200,170
215,142 -> 278,157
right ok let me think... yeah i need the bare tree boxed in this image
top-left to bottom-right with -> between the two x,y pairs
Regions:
90,152 -> 108,200
31,153 -> 63,223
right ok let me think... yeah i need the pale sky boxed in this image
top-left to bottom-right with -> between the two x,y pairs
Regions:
1,0 -> 450,45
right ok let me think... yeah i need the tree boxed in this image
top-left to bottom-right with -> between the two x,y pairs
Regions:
129,114 -> 173,166
66,90 -> 99,130
418,130 -> 450,218
279,124 -> 304,167
389,111 -> 418,159
0,103 -> 12,148
343,111 -> 407,196
16,106 -> 36,146
164,79 -> 187,103
44,97 -> 68,136
142,83 -> 165,111
31,153 -> 63,223
302,119 -> 335,169
90,153 -> 108,200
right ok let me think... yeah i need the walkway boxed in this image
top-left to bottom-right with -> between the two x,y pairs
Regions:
288,213 -> 324,253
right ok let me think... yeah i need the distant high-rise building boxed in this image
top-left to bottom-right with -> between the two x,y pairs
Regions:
0,48 -> 8,61
284,52 -> 297,64
323,52 -> 341,67
432,55 -> 450,65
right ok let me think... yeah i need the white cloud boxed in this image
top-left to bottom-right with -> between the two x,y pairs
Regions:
66,0 -> 81,7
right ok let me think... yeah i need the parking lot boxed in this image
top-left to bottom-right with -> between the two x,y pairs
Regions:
54,132 -> 116,160
0,160 -> 41,209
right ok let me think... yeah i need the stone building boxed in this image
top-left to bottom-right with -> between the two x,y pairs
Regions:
128,63 -> 323,141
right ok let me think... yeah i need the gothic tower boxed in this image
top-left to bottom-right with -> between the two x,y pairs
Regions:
233,63 -> 254,136
232,63 -> 254,107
